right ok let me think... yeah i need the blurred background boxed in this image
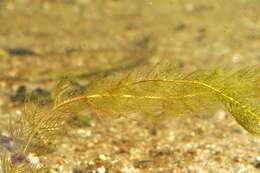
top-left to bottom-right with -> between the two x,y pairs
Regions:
0,0 -> 259,173
0,0 -> 260,85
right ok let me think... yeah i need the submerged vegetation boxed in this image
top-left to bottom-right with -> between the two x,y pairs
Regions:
0,64 -> 259,172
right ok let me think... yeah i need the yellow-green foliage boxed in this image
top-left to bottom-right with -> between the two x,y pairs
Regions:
0,64 -> 259,172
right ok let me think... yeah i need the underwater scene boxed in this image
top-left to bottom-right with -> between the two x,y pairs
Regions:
0,0 -> 259,172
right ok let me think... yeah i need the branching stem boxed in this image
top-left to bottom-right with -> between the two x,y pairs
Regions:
131,79 -> 259,128
22,92 -> 199,154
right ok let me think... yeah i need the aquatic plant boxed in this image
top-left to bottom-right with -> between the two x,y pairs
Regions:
0,64 -> 259,172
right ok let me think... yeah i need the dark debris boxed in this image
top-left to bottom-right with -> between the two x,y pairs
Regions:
6,48 -> 35,56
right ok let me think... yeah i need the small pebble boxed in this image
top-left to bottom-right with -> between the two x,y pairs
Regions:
99,154 -> 107,161
96,166 -> 106,173
11,85 -> 27,103
77,129 -> 92,138
72,165 -> 83,173
26,153 -> 41,168
15,110 -> 22,117
88,161 -> 94,165
175,23 -> 187,31
232,54 -> 242,63
255,156 -> 260,169
122,165 -> 140,173
215,110 -> 226,120
149,127 -> 157,136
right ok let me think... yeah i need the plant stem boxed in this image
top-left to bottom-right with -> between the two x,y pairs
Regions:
131,79 -> 258,125
22,96 -> 88,154
21,91 -> 200,154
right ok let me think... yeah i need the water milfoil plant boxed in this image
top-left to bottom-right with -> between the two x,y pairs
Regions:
0,64 -> 259,172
